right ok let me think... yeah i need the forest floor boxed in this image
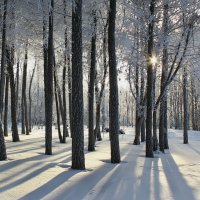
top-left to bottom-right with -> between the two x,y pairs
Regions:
0,127 -> 200,200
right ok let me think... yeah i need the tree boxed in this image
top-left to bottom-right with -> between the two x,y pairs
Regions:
28,62 -> 36,132
62,0 -> 69,139
146,0 -> 155,158
44,0 -> 54,155
88,9 -> 97,152
0,0 -> 8,119
94,18 -> 108,141
6,46 -> 20,142
183,65 -> 188,144
159,0 -> 169,152
71,0 -> 85,169
108,0 -> 120,163
4,74 -> 9,137
21,43 -> 29,135
0,119 -> 7,160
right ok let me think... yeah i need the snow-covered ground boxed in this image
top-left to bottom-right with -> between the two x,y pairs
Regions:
0,127 -> 200,200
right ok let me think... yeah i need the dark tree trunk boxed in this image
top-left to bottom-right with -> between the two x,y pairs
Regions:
57,83 -> 66,143
153,69 -> 158,151
95,102 -> 102,141
101,95 -> 106,132
153,110 -> 158,151
183,66 -> 188,144
63,0 -> 69,139
133,27 -> 140,145
68,62 -> 72,137
15,60 -> 19,121
141,120 -> 145,142
88,10 -> 97,151
140,64 -> 145,142
44,0 -> 54,155
159,0 -> 169,152
71,0 -> 85,169
0,0 -> 8,119
191,78 -> 196,130
63,0 -> 72,137
6,47 -> 19,142
145,0 -> 155,158
54,70 -> 62,142
164,99 -> 169,149
108,0 -> 120,163
0,119 -> 7,160
134,116 -> 143,145
4,75 -> 9,137
94,20 -> 108,141
28,63 -> 36,132
21,44 -> 29,135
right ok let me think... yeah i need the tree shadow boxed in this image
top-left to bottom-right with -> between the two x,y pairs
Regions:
161,153 -> 196,200
20,146 -> 136,200
20,169 -> 79,200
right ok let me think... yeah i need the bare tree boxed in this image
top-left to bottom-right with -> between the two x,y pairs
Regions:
108,0 -> 121,163
71,0 -> 85,169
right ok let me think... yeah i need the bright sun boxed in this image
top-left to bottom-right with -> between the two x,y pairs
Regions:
150,56 -> 157,65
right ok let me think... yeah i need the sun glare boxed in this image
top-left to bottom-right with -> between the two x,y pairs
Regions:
150,56 -> 157,66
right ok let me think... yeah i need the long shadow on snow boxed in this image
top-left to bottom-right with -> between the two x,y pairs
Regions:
0,155 -> 73,193
20,145 -> 131,200
161,153 -> 196,200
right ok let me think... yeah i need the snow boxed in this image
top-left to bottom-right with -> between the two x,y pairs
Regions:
0,127 -> 200,200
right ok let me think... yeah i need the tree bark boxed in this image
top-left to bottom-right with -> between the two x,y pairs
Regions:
44,0 -> 54,155
145,0 -> 155,158
6,47 -> 20,142
54,69 -> 62,142
183,66 -> 188,144
0,0 -> 8,118
88,10 -> 97,151
63,0 -> 69,139
71,0 -> 85,169
21,44 -> 29,135
4,75 -> 9,137
0,119 -> 7,160
28,63 -> 36,132
94,20 -> 108,141
108,0 -> 121,163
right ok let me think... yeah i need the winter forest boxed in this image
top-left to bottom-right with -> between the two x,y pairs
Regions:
0,0 -> 200,199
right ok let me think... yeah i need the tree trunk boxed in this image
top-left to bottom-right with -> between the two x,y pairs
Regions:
94,20 -> 108,140
4,75 -> 9,137
0,0 -> 8,119
0,119 -> 7,160
21,44 -> 29,135
88,10 -> 97,152
44,0 -> 54,155
15,60 -> 19,122
101,95 -> 106,132
145,0 -> 155,158
63,0 -> 69,139
141,120 -> 145,142
164,98 -> 169,149
140,63 -> 145,142
134,27 -> 140,145
108,0 -> 120,163
28,62 -> 36,132
153,68 -> 158,151
159,1 -> 169,152
71,0 -> 85,169
183,66 -> 188,144
190,77 -> 196,130
6,47 -> 19,142
62,0 -> 72,137
54,70 -> 62,142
